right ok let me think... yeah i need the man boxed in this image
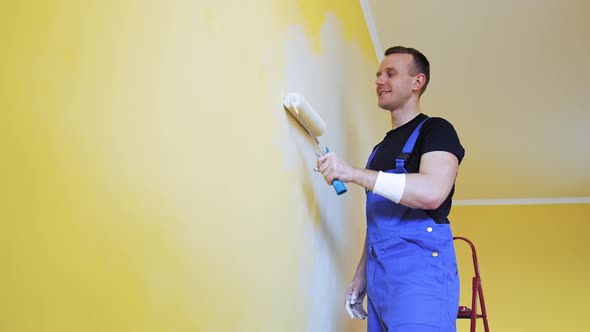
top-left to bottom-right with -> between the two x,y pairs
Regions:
317,46 -> 464,332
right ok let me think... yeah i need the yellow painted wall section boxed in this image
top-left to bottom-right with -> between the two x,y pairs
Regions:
1,0 -> 379,331
291,0 -> 375,58
451,204 -> 590,331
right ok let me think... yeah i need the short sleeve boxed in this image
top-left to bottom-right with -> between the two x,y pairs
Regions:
420,117 -> 465,164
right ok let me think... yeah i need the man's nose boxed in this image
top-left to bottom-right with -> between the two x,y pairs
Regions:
375,74 -> 385,85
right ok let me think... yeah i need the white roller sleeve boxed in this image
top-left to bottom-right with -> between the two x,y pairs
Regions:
283,93 -> 327,137
372,171 -> 406,203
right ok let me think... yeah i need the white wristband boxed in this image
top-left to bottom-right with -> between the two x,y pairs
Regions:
372,171 -> 406,203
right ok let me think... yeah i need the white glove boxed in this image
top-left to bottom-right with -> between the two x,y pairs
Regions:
345,291 -> 368,320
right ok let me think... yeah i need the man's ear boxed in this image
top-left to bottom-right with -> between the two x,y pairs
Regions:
412,73 -> 426,92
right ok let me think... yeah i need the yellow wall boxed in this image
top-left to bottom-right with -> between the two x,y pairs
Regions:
451,204 -> 590,331
6,1 -> 585,332
1,1 -> 380,331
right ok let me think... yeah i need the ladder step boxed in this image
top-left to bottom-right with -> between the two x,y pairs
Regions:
457,306 -> 472,319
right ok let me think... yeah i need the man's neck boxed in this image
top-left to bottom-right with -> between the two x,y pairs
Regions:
390,101 -> 421,129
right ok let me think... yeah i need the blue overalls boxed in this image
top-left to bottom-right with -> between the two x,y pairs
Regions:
365,119 -> 460,332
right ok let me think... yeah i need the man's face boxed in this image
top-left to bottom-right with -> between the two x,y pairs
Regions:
375,53 -> 417,111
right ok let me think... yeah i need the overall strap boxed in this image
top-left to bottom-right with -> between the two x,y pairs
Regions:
365,144 -> 381,169
395,118 -> 429,170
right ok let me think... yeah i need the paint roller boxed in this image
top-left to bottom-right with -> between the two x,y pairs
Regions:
283,93 -> 347,195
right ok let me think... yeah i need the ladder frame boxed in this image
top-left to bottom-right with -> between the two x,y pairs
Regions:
454,236 -> 490,332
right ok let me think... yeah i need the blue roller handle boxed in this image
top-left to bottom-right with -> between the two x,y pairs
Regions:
325,147 -> 347,195
332,179 -> 347,195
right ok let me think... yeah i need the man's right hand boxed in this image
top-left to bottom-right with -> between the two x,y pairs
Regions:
345,274 -> 368,320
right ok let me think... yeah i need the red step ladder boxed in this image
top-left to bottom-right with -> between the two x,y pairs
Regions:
454,236 -> 490,332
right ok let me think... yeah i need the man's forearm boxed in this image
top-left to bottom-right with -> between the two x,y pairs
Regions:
351,168 -> 379,191
355,236 -> 368,278
354,169 -> 450,210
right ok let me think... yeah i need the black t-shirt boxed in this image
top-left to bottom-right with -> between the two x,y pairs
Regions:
368,113 -> 465,223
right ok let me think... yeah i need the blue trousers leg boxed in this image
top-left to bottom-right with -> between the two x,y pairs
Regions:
367,295 -> 387,332
391,324 -> 440,332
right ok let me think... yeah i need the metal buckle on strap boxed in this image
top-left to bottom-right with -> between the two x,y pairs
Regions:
397,152 -> 411,161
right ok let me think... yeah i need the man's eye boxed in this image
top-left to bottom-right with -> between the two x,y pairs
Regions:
387,72 -> 394,78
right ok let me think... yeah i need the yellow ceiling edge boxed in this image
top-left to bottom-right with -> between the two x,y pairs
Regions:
359,0 -> 382,62
454,197 -> 590,206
